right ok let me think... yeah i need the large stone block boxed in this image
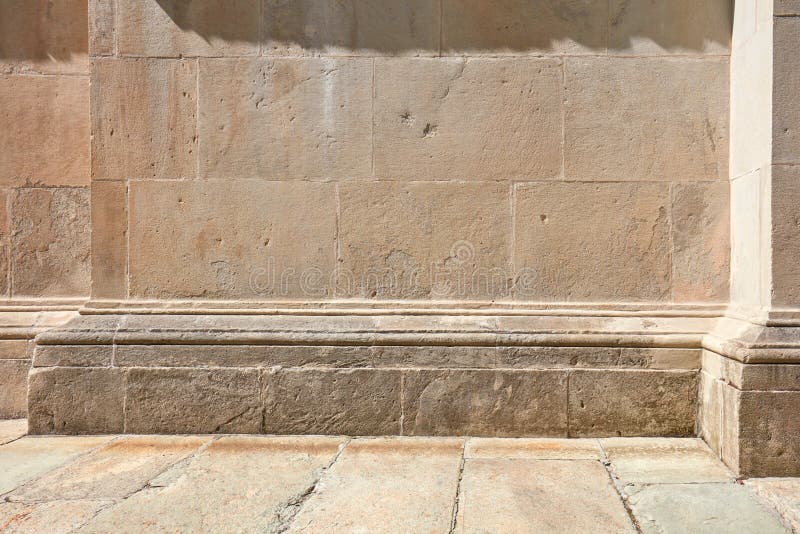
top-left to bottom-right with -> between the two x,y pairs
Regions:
568,370 -> 698,437
403,370 -> 568,437
338,182 -> 512,299
88,0 -> 114,56
27,368 -> 125,434
0,0 -> 88,74
11,188 -> 91,297
773,16 -> 800,163
441,0 -> 607,55
0,76 -> 89,187
262,368 -> 402,435
91,181 -> 127,299
128,180 -> 336,299
609,0 -> 732,55
117,0 -> 260,57
671,182 -> 730,302
125,368 -> 262,434
198,58 -> 372,181
564,57 -> 728,182
374,58 -> 562,181
263,0 -> 440,56
514,182 -> 671,301
771,165 -> 800,306
698,370 -> 723,455
737,390 -> 800,477
92,59 -> 197,181
0,360 -> 28,419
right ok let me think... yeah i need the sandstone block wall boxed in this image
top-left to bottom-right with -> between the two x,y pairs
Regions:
0,0 -> 91,417
89,0 -> 733,306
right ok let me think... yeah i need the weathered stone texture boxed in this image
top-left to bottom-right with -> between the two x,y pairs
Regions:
374,58 -> 562,181
514,182 -> 672,301
199,58 -> 372,181
11,188 -> 91,297
0,501 -> 112,533
338,182 -> 512,299
403,370 -> 568,437
569,370 -> 698,437
125,368 -> 262,434
92,59 -> 197,181
771,165 -> 800,306
0,359 -> 28,419
34,345 -> 113,368
91,181 -> 127,299
117,0 -> 260,57
0,76 -> 89,187
671,182 -> 730,302
88,0 -> 115,56
465,438 -> 601,460
441,0 -> 607,55
263,0 -> 440,56
128,180 -> 336,299
263,369 -> 402,435
774,16 -> 800,164
0,0 -> 88,75
737,390 -> 800,477
564,57 -> 728,182
27,368 -> 124,435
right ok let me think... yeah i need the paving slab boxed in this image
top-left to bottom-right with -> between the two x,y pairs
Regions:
0,436 -> 113,495
78,436 -> 345,533
747,478 -> 800,531
0,500 -> 112,534
455,459 -> 635,533
288,437 -> 464,533
0,419 -> 26,445
600,438 -> 734,484
626,483 -> 789,534
465,438 -> 601,459
7,436 -> 209,502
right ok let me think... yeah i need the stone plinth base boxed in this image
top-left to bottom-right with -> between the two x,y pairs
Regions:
701,316 -> 800,477
29,310 -> 711,437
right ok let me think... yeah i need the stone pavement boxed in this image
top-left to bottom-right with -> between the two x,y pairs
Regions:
0,421 -> 797,533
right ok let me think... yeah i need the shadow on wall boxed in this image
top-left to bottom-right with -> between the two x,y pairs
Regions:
0,0 -> 88,61
148,0 -> 733,54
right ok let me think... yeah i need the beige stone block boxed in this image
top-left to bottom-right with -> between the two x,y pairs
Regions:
27,367 -> 124,435
771,165 -> 800,306
0,0 -> 88,74
514,182 -> 671,301
262,369 -> 402,435
128,180 -> 336,299
609,0 -> 732,55
738,391 -> 800,476
699,371 -> 723,455
338,182 -> 512,299
290,438 -> 463,533
374,58 -> 562,181
7,436 -> 209,502
776,0 -> 800,15
672,182 -> 730,302
33,345 -> 113,367
0,76 -> 89,186
0,360 -> 28,419
774,17 -> 800,163
600,438 -> 734,484
0,340 -> 29,360
403,370 -> 568,437
125,368 -> 261,434
91,181 -> 127,299
465,438 -> 601,459
569,370 -> 698,437
0,436 -> 113,494
0,501 -> 112,533
80,436 -> 345,533
11,188 -> 90,297
564,57 -> 728,182
92,59 -> 197,180
263,0 -> 439,56
198,58 -> 372,181
0,419 -> 27,445
729,169 -> 769,306
117,0 -> 259,57
88,0 -> 114,56
747,478 -> 800,532
455,459 -> 635,533
442,0 -> 607,55
621,348 -> 701,370
720,381 -> 741,472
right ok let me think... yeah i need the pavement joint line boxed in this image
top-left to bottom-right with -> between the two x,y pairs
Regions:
448,440 -> 467,534
597,438 -> 643,533
272,436 -> 352,533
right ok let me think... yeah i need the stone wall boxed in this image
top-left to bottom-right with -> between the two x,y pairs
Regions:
89,0 -> 732,308
0,0 -> 90,417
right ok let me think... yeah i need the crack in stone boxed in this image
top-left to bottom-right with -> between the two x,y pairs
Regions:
268,438 -> 351,534
597,440 -> 644,533
448,442 -> 467,534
